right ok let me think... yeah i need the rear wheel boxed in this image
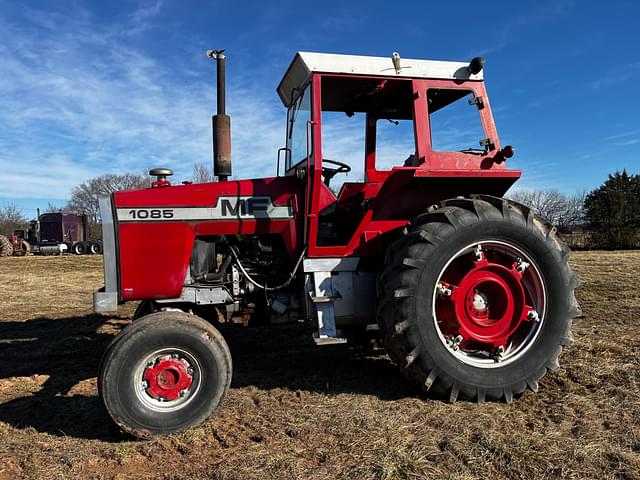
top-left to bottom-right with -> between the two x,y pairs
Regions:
99,311 -> 232,438
90,242 -> 103,254
378,196 -> 579,402
71,242 -> 86,255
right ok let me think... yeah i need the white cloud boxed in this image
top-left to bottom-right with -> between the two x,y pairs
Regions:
605,129 -> 640,141
0,4 -> 285,201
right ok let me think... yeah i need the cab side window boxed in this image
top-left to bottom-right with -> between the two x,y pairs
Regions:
427,89 -> 486,153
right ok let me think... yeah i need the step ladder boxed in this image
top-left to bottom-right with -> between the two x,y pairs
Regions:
308,270 -> 347,345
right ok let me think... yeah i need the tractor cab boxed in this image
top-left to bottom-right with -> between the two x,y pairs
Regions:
277,52 -> 519,256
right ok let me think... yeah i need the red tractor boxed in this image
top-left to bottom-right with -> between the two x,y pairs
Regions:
95,51 -> 579,438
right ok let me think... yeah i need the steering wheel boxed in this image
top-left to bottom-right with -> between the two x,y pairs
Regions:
321,159 -> 351,186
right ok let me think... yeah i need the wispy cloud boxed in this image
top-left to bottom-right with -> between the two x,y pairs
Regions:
603,128 -> 640,147
0,3 -> 284,200
604,129 -> 640,141
614,138 -> 640,147
589,62 -> 640,90
466,0 -> 575,57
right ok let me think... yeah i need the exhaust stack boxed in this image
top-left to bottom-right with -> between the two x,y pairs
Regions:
207,49 -> 231,182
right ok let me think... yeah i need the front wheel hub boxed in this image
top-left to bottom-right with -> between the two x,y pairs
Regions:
144,357 -> 193,401
135,348 -> 202,411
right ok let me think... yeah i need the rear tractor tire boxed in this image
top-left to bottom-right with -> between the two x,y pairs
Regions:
378,195 -> 580,403
0,235 -> 13,257
98,311 -> 232,438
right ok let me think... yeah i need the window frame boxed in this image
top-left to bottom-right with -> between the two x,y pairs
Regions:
412,79 -> 501,170
285,83 -> 312,172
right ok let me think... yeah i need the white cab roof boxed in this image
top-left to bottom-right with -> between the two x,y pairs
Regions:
277,51 -> 483,106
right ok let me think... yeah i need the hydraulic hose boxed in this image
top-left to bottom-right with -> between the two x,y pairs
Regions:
229,246 -> 306,292
196,254 -> 233,283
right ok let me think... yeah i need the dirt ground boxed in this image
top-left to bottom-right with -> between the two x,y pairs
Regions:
0,252 -> 638,480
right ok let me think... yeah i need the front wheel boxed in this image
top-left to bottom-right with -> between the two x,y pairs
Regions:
378,196 -> 580,403
98,311 -> 232,438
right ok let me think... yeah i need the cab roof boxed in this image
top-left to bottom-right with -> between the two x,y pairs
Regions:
277,51 -> 484,107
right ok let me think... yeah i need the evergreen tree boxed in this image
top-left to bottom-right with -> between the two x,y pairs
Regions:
583,170 -> 640,249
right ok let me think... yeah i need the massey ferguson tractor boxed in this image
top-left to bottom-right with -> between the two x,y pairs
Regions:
94,51 -> 579,438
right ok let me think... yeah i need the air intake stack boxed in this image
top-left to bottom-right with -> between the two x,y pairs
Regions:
207,49 -> 231,182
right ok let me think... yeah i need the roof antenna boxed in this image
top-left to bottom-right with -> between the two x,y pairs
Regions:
391,52 -> 401,74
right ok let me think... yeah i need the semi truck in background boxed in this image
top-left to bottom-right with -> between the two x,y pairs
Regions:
1,211 -> 103,256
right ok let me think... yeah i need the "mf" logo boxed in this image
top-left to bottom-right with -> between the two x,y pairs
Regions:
219,197 -> 270,216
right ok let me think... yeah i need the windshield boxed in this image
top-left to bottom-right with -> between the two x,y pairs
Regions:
286,86 -> 311,170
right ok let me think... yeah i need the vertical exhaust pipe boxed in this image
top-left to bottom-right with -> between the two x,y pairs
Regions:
207,49 -> 232,182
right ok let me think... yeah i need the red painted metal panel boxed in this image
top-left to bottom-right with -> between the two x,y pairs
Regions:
119,221 -> 194,300
114,176 -> 304,300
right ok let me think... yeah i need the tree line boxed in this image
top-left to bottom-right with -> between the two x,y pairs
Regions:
1,167 -> 638,249
508,170 -> 640,249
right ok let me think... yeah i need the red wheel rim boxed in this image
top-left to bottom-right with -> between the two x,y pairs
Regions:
135,348 -> 202,411
144,357 -> 193,401
433,241 -> 545,367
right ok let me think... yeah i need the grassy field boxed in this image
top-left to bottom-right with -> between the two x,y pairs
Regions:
0,252 -> 638,479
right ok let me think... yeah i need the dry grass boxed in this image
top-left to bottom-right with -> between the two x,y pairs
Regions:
0,252 -> 638,479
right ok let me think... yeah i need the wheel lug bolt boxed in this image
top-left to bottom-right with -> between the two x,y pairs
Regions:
437,283 -> 452,297
448,335 -> 463,351
516,258 -> 530,273
474,244 -> 483,261
527,310 -> 540,322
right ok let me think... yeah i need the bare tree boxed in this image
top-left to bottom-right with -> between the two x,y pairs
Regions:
45,202 -> 67,213
192,162 -> 214,183
507,189 -> 584,232
555,190 -> 586,232
0,203 -> 28,235
66,173 -> 149,222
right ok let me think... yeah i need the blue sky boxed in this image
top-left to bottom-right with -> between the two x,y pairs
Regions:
0,0 -> 638,216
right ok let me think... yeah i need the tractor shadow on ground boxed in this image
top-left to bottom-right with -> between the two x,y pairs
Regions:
0,314 -> 129,441
0,315 -> 417,440
220,324 -> 418,401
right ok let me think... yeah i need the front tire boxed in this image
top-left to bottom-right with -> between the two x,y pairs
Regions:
99,311 -> 232,438
378,196 -> 580,403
